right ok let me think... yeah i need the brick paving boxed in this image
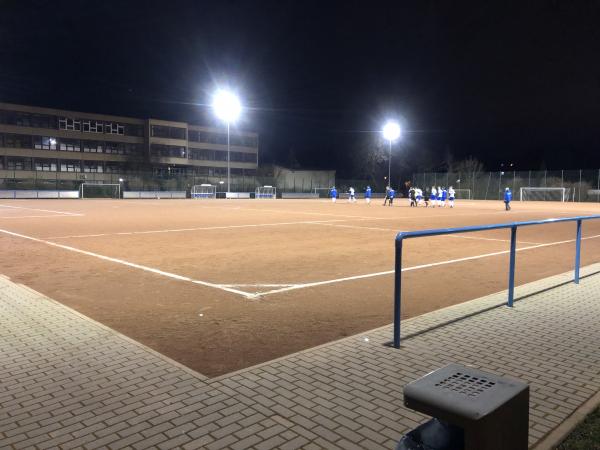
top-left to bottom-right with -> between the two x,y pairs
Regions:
1,264 -> 600,449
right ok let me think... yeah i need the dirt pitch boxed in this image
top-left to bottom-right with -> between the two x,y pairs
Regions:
1,198 -> 599,377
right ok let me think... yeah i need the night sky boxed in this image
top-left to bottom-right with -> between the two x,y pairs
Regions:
2,0 -> 600,177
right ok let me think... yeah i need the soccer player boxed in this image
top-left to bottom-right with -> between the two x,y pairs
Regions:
441,187 -> 448,207
383,186 -> 391,206
504,187 -> 512,210
430,186 -> 437,207
365,185 -> 372,205
436,186 -> 442,206
330,186 -> 337,203
409,187 -> 416,207
448,186 -> 456,208
348,187 -> 356,203
416,188 -> 423,206
387,187 -> 395,206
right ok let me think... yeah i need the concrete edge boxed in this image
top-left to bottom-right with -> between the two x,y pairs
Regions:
11,280 -> 211,382
532,389 -> 600,450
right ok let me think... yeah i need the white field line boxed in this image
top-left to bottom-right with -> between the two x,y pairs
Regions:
309,222 -> 543,245
0,228 -> 256,299
0,214 -> 84,220
0,204 -> 82,216
41,218 -> 378,240
253,234 -> 600,297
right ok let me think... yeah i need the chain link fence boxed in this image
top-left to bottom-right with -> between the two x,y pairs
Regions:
411,170 -> 600,202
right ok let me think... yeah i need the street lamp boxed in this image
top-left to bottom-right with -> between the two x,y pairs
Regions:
212,89 -> 242,193
382,121 -> 401,188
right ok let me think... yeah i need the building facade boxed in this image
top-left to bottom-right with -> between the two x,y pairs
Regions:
0,102 -> 258,191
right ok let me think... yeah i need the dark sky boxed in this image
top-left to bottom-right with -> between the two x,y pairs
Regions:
2,0 -> 600,176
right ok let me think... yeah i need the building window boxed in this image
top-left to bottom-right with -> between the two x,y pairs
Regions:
82,120 -> 105,133
34,136 -> 58,150
151,144 -> 187,158
213,150 -> 227,161
190,149 -> 213,160
7,157 -> 32,171
82,141 -> 103,153
35,159 -> 57,172
188,130 -> 199,142
59,139 -> 81,152
59,117 -> 81,131
60,160 -> 81,172
4,133 -> 32,148
104,163 -> 125,173
124,123 -> 144,137
83,162 -> 103,173
105,122 -> 124,135
151,125 -> 186,139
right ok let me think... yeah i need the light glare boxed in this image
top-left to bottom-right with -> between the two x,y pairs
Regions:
382,121 -> 401,141
212,90 -> 241,123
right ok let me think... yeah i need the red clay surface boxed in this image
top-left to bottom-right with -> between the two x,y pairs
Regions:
1,198 -> 599,377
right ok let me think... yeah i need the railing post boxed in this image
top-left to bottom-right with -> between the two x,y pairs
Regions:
507,226 -> 517,307
393,236 -> 404,348
574,219 -> 582,284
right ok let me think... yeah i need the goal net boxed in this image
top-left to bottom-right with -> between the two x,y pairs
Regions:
80,183 -> 120,199
256,186 -> 276,199
520,187 -> 568,202
453,189 -> 471,200
191,184 -> 216,199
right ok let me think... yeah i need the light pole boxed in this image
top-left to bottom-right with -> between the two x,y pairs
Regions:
212,89 -> 241,193
382,121 -> 401,188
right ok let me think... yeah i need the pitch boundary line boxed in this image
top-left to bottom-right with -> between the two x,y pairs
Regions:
0,228 -> 256,299
0,204 -> 82,216
0,214 -> 85,220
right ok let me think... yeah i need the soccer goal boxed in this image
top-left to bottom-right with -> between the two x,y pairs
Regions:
520,187 -> 568,202
80,183 -> 120,199
191,184 -> 216,199
453,188 -> 472,200
256,186 -> 276,199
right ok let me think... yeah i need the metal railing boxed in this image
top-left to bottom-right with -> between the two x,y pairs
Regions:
393,215 -> 600,348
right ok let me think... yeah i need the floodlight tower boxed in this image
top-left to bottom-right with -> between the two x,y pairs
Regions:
212,90 -> 242,193
382,121 -> 401,188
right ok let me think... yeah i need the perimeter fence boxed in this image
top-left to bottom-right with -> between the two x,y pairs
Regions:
412,169 -> 600,202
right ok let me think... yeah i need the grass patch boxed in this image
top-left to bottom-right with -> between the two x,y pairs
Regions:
557,406 -> 600,449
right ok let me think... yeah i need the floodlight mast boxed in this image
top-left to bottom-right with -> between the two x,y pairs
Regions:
382,121 -> 401,187
212,90 -> 242,193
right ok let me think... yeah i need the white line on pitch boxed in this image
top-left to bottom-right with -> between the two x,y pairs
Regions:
41,218 -> 374,239
0,228 -> 256,299
254,234 -> 600,297
308,222 -> 543,244
0,214 -> 84,220
0,204 -> 82,216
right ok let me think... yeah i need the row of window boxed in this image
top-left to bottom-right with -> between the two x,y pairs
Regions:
150,125 -> 186,140
0,133 -> 144,156
0,109 -> 144,137
188,149 -> 257,163
150,144 -> 187,159
0,157 -> 257,177
188,130 -> 257,147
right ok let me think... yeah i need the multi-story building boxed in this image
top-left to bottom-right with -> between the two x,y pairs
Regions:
0,102 -> 258,191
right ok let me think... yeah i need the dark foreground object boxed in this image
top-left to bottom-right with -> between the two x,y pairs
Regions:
398,363 -> 529,450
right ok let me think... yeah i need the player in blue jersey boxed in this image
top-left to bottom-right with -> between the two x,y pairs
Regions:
441,187 -> 448,207
330,186 -> 337,203
386,188 -> 395,206
365,186 -> 372,205
430,186 -> 437,207
504,187 -> 512,210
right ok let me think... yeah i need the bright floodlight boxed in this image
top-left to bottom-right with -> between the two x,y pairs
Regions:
212,90 -> 241,123
382,121 -> 401,141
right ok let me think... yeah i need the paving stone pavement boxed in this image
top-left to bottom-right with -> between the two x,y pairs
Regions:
1,264 -> 600,450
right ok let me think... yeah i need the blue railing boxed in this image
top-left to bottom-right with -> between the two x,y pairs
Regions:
393,215 -> 600,348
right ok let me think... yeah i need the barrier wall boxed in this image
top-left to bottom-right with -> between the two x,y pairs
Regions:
0,190 -> 79,199
123,191 -> 186,199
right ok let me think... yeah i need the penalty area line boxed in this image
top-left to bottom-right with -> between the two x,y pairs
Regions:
0,204 -> 82,216
0,228 -> 256,299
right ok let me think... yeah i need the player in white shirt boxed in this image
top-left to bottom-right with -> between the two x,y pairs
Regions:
416,188 -> 423,206
430,186 -> 437,207
448,186 -> 456,208
348,187 -> 356,203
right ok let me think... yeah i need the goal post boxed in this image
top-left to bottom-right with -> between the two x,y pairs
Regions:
520,187 -> 567,202
191,184 -> 216,199
256,186 -> 276,199
453,188 -> 471,200
80,183 -> 120,199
